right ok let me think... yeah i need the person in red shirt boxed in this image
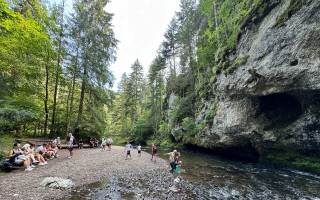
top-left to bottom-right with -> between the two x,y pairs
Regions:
151,143 -> 157,161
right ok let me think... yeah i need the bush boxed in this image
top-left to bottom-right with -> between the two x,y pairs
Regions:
0,133 -> 15,160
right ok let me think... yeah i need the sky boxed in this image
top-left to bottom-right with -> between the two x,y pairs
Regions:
104,0 -> 181,90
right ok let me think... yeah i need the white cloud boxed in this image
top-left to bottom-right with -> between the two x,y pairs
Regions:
105,0 -> 180,90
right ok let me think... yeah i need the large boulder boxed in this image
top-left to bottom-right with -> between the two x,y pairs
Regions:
41,177 -> 75,190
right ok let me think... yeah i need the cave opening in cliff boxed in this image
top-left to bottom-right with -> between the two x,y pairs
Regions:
258,93 -> 302,129
185,143 -> 260,162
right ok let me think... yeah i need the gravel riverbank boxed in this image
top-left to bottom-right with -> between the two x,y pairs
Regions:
0,146 -> 175,199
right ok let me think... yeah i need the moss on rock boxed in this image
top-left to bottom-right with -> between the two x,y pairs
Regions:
260,152 -> 320,173
273,0 -> 308,28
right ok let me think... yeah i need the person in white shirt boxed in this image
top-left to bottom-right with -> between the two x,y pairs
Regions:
101,138 -> 107,151
53,137 -> 61,149
106,138 -> 113,151
137,144 -> 141,157
124,141 -> 133,160
68,133 -> 74,159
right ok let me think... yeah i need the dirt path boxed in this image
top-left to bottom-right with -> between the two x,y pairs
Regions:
0,146 -> 169,200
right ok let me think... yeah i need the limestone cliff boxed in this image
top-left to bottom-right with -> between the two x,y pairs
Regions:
194,0 -> 320,162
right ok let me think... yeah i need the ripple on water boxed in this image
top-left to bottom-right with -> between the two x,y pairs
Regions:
69,149 -> 320,199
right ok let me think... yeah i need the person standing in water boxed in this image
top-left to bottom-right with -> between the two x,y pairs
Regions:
172,151 -> 181,182
124,141 -> 133,160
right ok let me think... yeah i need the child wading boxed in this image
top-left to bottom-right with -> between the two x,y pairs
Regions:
168,150 -> 181,182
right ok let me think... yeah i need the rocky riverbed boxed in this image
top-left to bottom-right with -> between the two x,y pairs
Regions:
0,146 -> 197,200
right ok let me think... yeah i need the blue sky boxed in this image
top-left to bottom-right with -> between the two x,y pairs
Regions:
50,0 -> 181,90
105,0 -> 180,89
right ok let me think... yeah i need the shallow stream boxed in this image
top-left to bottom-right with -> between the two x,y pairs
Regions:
69,147 -> 320,199
159,148 -> 320,199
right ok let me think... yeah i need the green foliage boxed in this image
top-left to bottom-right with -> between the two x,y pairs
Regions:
204,101 -> 217,124
0,0 -> 118,139
273,0 -> 307,28
261,153 -> 320,173
158,120 -> 171,136
0,108 -> 40,131
225,55 -> 250,74
0,133 -> 15,160
130,116 -> 153,144
197,0 -> 265,97
181,117 -> 196,136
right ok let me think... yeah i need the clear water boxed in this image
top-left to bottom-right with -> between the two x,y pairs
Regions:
157,148 -> 320,199
69,147 -> 320,199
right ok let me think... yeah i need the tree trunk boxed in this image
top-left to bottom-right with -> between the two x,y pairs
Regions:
66,50 -> 78,134
76,64 -> 87,133
33,122 -> 37,137
50,0 -> 65,138
44,50 -> 49,138
50,63 -> 60,138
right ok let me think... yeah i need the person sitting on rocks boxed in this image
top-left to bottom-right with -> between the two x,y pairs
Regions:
36,143 -> 49,160
8,143 -> 33,171
94,138 -> 99,148
53,137 -> 62,149
78,139 -> 84,149
46,143 -> 56,159
88,138 -> 94,148
30,144 -> 47,166
20,147 -> 37,169
27,143 -> 42,163
22,144 -> 39,164
51,142 -> 59,157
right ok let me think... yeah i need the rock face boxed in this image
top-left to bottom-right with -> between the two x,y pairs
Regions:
195,0 -> 320,160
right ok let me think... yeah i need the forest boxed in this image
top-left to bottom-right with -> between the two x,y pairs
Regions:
0,0 -> 306,158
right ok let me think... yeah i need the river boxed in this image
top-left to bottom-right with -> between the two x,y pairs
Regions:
157,148 -> 320,199
70,147 -> 320,199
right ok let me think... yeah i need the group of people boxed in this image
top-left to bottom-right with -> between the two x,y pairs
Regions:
123,141 -> 182,182
7,136 -> 182,182
101,137 -> 113,151
7,141 -> 60,171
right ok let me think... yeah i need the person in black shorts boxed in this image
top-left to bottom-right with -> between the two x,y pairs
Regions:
124,141 -> 133,160
137,144 -> 141,157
